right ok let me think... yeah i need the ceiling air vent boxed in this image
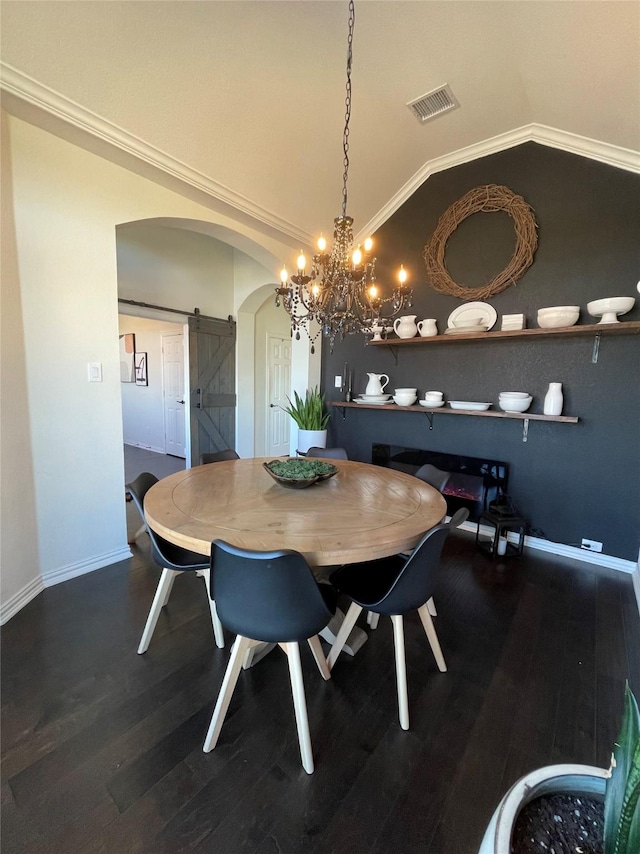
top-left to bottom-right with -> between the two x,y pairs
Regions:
407,84 -> 459,124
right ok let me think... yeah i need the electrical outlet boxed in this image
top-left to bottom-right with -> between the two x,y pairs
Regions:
334,375 -> 342,388
581,538 -> 603,553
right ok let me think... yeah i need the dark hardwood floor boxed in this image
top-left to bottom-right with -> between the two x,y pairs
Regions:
2,530 -> 639,854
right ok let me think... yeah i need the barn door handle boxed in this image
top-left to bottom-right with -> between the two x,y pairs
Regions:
196,388 -> 202,409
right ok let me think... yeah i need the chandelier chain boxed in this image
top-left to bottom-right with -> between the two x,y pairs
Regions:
275,0 -> 412,353
341,0 -> 355,218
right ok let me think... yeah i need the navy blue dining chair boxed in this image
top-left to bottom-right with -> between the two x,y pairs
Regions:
327,519 -> 457,731
126,472 -> 225,653
203,540 -> 337,774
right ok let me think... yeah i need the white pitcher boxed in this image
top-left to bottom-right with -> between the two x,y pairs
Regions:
365,373 -> 389,396
393,315 -> 418,339
417,318 -> 438,337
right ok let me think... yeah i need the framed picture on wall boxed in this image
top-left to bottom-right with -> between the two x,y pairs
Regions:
135,352 -> 148,386
119,333 -> 136,382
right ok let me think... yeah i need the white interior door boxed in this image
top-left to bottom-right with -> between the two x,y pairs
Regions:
266,334 -> 291,457
162,333 -> 186,458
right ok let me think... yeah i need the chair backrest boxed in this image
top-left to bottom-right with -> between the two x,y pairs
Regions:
211,540 -> 334,643
372,523 -> 451,616
126,471 -> 208,570
415,464 -> 450,492
200,449 -> 240,465
306,447 -> 348,460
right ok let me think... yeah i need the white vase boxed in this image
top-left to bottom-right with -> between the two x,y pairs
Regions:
543,382 -> 563,416
297,429 -> 327,454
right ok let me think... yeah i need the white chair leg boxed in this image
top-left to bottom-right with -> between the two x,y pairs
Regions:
202,569 -> 225,648
327,602 -> 363,671
283,642 -> 314,774
203,635 -> 253,752
128,523 -> 147,545
160,570 -> 179,607
137,568 -> 178,654
427,596 -> 437,617
391,614 -> 410,730
367,611 -> 380,629
307,635 -> 330,680
417,603 -> 447,672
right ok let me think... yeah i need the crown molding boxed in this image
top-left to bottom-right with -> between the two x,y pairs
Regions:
360,123 -> 640,238
0,63 -> 313,246
3,65 -> 638,247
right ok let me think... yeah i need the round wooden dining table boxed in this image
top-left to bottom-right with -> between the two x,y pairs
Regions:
143,457 -> 447,567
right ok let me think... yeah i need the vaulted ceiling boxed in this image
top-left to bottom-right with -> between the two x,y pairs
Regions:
2,1 -> 639,247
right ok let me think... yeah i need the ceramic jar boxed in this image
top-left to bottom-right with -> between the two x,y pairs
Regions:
393,315 -> 418,339
417,318 -> 438,337
543,382 -> 563,416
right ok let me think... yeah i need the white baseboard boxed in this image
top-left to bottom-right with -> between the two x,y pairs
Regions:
1,546 -> 133,625
41,546 -> 133,588
0,575 -> 44,625
459,520 -> 636,573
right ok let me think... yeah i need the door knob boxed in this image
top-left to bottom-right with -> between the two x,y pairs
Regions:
177,399 -> 185,404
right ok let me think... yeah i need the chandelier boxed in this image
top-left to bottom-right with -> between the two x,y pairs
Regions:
275,0 -> 412,353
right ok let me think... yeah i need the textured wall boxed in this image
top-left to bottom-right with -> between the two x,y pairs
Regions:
323,143 -> 640,560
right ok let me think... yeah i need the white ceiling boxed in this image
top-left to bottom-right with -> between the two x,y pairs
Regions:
2,1 -> 639,245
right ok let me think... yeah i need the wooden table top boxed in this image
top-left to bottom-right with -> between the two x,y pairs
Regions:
144,458 -> 447,567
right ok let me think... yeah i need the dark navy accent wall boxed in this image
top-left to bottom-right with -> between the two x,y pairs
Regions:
322,143 -> 640,560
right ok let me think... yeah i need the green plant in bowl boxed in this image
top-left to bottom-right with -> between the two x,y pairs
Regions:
263,458 -> 338,489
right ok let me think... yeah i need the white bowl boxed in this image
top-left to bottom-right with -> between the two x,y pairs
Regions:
499,392 -> 530,399
538,304 -> 579,313
537,306 -> 580,328
449,401 -> 492,411
587,297 -> 635,324
498,396 -> 532,413
393,395 -> 417,406
419,400 -> 445,409
394,388 -> 417,394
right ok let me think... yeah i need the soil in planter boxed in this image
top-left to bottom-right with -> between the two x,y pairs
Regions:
512,792 -> 604,854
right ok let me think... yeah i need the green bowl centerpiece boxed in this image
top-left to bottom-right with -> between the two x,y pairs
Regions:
263,458 -> 338,489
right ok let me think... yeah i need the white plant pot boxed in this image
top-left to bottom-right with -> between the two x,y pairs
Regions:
297,429 -> 327,454
478,764 -> 608,854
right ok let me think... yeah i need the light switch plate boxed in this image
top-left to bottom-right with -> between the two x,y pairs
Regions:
88,362 -> 103,382
334,375 -> 342,388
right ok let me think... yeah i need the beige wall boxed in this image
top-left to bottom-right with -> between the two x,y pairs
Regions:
0,111 -> 41,611
117,223 -> 235,317
0,112 -> 299,623
118,315 -> 184,453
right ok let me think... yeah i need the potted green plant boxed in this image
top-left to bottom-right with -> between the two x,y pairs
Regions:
479,683 -> 640,853
283,386 -> 330,454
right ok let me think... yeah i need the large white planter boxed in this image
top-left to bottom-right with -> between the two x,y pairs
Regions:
478,763 -> 608,854
297,429 -> 327,454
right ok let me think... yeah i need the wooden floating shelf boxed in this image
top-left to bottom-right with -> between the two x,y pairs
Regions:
329,401 -> 579,424
368,320 -> 640,347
